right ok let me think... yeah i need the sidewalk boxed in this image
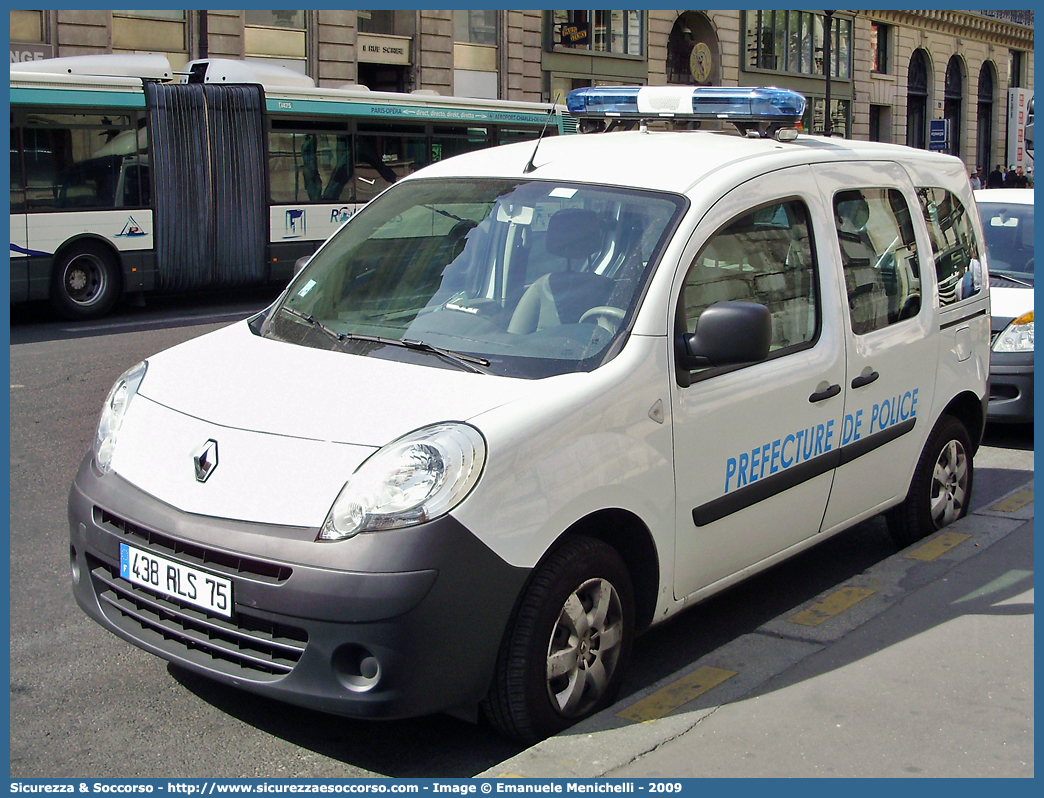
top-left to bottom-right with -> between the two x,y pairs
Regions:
480,480 -> 1034,778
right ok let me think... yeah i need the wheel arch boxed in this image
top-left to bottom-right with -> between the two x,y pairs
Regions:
542,508 -> 661,634
941,390 -> 987,453
52,233 -> 125,286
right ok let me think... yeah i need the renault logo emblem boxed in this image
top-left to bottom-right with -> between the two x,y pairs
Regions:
193,439 -> 219,483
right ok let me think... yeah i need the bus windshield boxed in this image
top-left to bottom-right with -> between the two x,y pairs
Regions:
262,177 -> 686,378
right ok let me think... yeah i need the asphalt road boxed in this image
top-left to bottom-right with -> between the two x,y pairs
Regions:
7,292 -> 1034,778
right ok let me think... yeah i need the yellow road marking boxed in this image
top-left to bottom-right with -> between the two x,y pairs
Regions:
616,665 -> 736,723
990,489 -> 1034,514
905,531 -> 971,561
787,586 -> 876,626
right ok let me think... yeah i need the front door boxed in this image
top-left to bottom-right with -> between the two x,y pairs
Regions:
671,167 -> 848,599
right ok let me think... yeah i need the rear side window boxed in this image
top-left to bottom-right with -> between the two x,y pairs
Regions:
916,187 -> 983,305
833,188 -> 920,334
682,199 -> 818,356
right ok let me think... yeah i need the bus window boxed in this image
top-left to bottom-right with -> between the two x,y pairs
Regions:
432,126 -> 491,161
24,112 -> 138,210
11,124 -> 25,213
269,120 -> 352,204
355,123 -> 427,202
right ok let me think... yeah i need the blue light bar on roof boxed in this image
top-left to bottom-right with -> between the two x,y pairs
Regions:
566,85 -> 806,124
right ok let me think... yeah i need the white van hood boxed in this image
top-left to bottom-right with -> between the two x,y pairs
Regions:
109,320 -> 540,527
990,285 -> 1033,322
137,320 -> 531,446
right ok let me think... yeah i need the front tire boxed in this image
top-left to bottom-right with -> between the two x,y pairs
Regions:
483,536 -> 634,743
886,414 -> 973,548
51,242 -> 121,320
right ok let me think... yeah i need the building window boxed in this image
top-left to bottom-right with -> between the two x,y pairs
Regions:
870,22 -> 889,74
944,56 -> 963,158
357,10 -> 415,37
244,10 -> 306,73
1009,50 -> 1024,88
869,104 -> 890,142
744,10 -> 850,79
111,10 -> 187,69
454,10 -> 497,46
977,64 -> 996,173
551,10 -> 643,56
113,10 -> 185,21
907,49 -> 930,149
10,9 -> 44,41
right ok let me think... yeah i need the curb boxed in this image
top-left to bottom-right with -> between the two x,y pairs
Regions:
478,479 -> 1034,778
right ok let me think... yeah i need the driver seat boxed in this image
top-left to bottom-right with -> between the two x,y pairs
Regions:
508,209 -> 613,334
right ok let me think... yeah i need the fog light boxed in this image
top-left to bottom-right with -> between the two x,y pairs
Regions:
332,644 -> 382,693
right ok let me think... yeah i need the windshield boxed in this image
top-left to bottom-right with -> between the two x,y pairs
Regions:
263,177 -> 686,378
978,201 -> 1034,286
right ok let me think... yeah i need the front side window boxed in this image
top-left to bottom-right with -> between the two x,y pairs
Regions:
263,178 -> 686,378
681,199 -> 818,363
833,189 -> 920,334
917,188 -> 983,304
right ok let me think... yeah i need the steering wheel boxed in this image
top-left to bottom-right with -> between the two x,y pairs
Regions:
1024,257 -> 1034,274
579,305 -> 625,333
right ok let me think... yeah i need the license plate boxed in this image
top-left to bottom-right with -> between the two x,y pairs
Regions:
119,543 -> 233,618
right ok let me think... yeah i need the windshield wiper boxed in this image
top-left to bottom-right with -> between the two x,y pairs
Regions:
278,306 -> 349,348
278,307 -> 489,373
992,271 -> 1033,288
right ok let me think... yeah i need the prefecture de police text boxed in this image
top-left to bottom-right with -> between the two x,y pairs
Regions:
724,389 -> 919,493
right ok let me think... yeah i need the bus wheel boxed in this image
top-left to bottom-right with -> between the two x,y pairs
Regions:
483,536 -> 634,743
51,243 -> 121,320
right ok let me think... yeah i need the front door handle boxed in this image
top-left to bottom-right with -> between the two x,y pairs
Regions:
851,370 -> 880,389
809,383 -> 841,403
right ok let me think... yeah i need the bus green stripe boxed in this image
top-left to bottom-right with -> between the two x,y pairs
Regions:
266,97 -> 551,126
11,87 -> 146,108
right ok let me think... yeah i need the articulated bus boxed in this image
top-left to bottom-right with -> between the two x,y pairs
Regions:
10,54 -> 572,319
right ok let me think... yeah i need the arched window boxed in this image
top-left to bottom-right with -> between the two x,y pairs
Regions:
977,63 -> 996,171
906,50 -> 930,149
944,56 -> 963,157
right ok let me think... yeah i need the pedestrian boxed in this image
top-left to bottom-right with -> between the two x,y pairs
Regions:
987,164 -> 1004,188
1026,167 -> 1034,188
1004,164 -> 1018,187
1012,165 -> 1029,188
969,166 -> 982,189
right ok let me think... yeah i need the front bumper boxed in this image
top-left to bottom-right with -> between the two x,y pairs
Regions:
69,454 -> 529,719
987,351 -> 1034,423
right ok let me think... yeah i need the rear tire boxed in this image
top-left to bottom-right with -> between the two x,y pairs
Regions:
886,414 -> 973,548
51,242 -> 121,320
483,536 -> 634,743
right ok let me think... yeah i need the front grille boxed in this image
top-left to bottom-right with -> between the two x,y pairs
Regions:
88,554 -> 307,678
95,508 -> 292,583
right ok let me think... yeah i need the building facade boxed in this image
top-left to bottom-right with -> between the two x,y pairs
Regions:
10,9 -> 1034,169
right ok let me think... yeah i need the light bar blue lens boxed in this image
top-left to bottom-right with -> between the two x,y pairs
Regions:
566,85 -> 806,123
566,86 -> 640,116
689,87 -> 805,119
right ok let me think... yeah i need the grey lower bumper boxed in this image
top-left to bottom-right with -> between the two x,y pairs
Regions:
988,353 -> 1034,423
68,454 -> 529,719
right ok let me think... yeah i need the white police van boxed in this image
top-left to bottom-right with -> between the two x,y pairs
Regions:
70,86 -> 990,742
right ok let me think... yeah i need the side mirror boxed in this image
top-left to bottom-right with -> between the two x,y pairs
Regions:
294,255 -> 311,277
676,301 -> 772,379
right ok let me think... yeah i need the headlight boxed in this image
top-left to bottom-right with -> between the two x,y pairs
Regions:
319,423 -> 486,541
93,361 -> 147,474
992,311 -> 1034,353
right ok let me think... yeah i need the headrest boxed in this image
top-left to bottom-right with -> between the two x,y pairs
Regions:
835,193 -> 870,229
546,209 -> 604,261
